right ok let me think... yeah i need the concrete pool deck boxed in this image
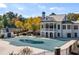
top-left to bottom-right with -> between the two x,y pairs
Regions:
0,39 -> 49,55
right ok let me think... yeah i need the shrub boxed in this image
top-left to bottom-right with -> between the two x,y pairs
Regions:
9,47 -> 32,55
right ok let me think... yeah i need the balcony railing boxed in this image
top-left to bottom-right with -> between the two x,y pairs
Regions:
41,28 -> 56,31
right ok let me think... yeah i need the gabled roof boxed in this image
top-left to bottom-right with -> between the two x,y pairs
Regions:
48,14 -> 66,21
42,14 -> 66,22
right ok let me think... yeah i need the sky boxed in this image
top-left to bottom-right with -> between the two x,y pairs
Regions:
0,3 -> 79,18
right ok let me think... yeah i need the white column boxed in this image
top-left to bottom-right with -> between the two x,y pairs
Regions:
49,23 -> 50,31
60,23 -> 63,38
40,23 -> 42,37
43,23 -> 44,31
72,24 -> 74,38
44,32 -> 45,37
53,23 -> 55,38
40,31 -> 42,37
48,32 -> 50,38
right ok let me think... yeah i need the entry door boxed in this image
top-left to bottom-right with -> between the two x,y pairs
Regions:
74,33 -> 77,38
50,33 -> 53,38
46,32 -> 48,38
7,33 -> 11,37
67,33 -> 71,38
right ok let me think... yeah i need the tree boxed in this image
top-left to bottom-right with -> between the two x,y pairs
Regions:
22,16 -> 41,33
0,21 -> 4,29
0,15 -> 4,29
0,15 -> 3,21
6,11 -> 16,19
2,11 -> 17,28
67,13 -> 79,21
3,14 -> 8,28
77,17 -> 79,21
32,24 -> 37,31
0,11 -> 41,30
17,14 -> 25,22
23,17 -> 33,30
15,20 -> 23,28
32,17 -> 41,30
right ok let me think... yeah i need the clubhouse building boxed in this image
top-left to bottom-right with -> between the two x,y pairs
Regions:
40,12 -> 79,38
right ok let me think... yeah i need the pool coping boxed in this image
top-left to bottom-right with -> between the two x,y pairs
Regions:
59,39 -> 78,50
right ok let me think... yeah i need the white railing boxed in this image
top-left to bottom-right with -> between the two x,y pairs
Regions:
41,28 -> 56,31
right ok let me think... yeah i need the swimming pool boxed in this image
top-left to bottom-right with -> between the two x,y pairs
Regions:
4,36 -> 70,51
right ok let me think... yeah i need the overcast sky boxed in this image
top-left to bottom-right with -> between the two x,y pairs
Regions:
0,3 -> 79,18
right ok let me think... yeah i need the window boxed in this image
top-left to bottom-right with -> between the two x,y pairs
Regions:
46,23 -> 49,28
74,25 -> 78,30
50,23 -> 53,29
67,25 -> 71,29
63,25 -> 66,29
67,33 -> 71,38
46,17 -> 48,20
58,33 -> 60,37
42,24 -> 43,28
58,24 -> 60,29
54,24 -> 56,29
6,28 -> 9,32
74,33 -> 77,37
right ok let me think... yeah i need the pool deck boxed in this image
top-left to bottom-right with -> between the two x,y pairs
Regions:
0,36 -> 78,55
0,39 -> 48,55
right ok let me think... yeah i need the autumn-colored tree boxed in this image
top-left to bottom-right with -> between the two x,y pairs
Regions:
15,20 -> 23,28
0,11 -> 41,31
32,17 -> 41,30
0,15 -> 4,29
23,16 -> 41,31
67,13 -> 79,21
